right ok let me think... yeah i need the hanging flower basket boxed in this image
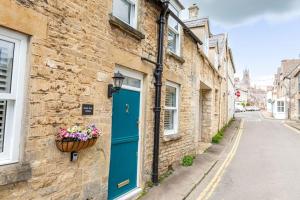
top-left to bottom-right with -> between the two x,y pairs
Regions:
55,124 -> 101,152
55,138 -> 98,152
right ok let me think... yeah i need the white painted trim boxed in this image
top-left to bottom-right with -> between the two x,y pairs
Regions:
164,81 -> 180,136
113,66 -> 143,197
115,188 -> 142,200
168,2 -> 181,56
0,27 -> 27,165
112,0 -> 138,28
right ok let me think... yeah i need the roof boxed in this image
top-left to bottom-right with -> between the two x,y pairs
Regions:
170,0 -> 185,10
228,48 -> 236,73
209,36 -> 218,48
184,17 -> 212,36
281,59 -> 300,79
214,33 -> 227,53
184,17 -> 208,27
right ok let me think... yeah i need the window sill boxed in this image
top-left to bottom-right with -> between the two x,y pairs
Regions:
167,50 -> 185,64
0,162 -> 31,185
163,133 -> 181,142
109,14 -> 145,41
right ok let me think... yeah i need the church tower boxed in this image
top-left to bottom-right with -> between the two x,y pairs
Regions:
242,69 -> 250,87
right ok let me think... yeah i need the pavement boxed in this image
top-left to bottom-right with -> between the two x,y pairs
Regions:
285,120 -> 300,131
140,119 -> 241,200
260,110 -> 274,119
197,111 -> 300,200
142,111 -> 300,200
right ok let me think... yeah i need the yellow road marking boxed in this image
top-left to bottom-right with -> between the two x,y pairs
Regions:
197,119 -> 244,200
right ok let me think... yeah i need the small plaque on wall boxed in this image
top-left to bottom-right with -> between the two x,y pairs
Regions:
82,104 -> 94,115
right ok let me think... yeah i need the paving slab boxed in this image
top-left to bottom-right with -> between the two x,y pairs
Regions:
140,119 -> 241,200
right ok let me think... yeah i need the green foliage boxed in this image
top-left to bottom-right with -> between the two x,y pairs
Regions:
158,169 -> 173,182
212,118 -> 234,144
212,131 -> 224,144
146,181 -> 154,188
181,155 -> 196,167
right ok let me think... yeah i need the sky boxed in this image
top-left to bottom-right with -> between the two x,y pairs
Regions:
181,0 -> 300,87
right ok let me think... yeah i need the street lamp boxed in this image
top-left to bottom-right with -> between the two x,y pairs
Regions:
108,71 -> 125,98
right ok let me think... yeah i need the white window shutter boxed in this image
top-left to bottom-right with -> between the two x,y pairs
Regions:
0,101 -> 6,152
0,42 -> 14,93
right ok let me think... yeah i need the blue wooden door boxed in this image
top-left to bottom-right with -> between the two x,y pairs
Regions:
108,89 -> 140,200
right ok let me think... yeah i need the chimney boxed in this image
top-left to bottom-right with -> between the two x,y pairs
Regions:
188,4 -> 199,19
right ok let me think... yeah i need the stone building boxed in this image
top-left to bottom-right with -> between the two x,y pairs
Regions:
227,48 -> 236,121
235,69 -> 267,109
0,1 -> 234,199
271,59 -> 300,120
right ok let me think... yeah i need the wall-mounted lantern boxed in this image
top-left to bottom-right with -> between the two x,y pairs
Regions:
108,71 -> 125,98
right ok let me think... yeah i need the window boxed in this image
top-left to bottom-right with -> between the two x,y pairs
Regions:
0,28 -> 27,165
112,0 -> 137,27
164,82 -> 180,135
167,3 -> 181,55
277,101 -> 284,113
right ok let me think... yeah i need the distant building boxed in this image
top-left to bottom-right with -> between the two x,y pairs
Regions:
242,69 -> 250,88
269,59 -> 300,119
235,70 -> 267,109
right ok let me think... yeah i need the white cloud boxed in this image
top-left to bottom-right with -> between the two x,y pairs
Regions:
251,75 -> 274,87
182,0 -> 300,27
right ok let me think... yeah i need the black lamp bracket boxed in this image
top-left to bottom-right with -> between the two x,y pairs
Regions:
108,84 -> 120,98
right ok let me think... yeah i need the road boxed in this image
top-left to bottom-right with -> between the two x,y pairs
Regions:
208,111 -> 300,200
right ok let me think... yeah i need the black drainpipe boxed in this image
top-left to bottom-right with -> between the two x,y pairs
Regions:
152,0 -> 169,185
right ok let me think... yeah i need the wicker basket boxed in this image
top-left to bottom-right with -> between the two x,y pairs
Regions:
56,138 -> 97,152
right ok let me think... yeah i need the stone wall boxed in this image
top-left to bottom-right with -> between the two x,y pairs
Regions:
0,0 -> 226,199
290,74 -> 300,120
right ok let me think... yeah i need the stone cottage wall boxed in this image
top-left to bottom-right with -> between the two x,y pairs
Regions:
0,0 -> 225,199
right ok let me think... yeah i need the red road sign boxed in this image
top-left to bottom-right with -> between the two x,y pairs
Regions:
236,90 -> 240,97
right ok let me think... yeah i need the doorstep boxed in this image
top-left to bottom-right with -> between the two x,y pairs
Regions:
140,119 -> 241,200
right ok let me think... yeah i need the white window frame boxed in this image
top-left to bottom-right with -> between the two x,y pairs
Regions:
0,27 -> 27,165
167,2 -> 181,55
277,101 -> 284,113
164,81 -> 180,135
112,0 -> 138,28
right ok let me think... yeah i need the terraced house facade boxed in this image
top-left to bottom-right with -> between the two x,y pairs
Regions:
0,0 -> 235,199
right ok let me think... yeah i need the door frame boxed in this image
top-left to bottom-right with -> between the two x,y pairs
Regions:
112,66 -> 144,199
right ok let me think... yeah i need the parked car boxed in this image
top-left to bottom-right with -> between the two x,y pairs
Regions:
252,106 -> 261,111
235,105 -> 246,112
245,106 -> 254,111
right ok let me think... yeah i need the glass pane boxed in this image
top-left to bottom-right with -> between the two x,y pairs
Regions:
123,76 -> 141,88
0,39 -> 14,93
168,30 -> 177,53
113,0 -> 131,24
0,100 -> 7,153
168,16 -> 178,31
164,109 -> 174,130
165,85 -> 176,107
